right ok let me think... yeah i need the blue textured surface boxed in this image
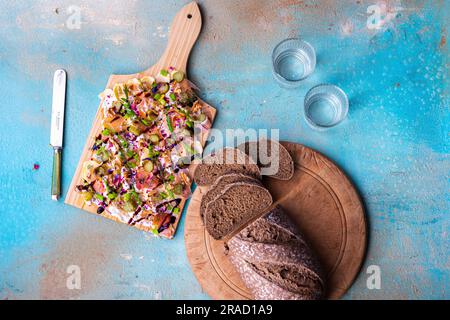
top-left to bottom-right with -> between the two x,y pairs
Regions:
0,0 -> 448,299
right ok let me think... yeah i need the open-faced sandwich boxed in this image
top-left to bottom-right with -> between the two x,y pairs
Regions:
76,68 -> 212,238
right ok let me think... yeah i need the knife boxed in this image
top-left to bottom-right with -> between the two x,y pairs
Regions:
50,69 -> 67,201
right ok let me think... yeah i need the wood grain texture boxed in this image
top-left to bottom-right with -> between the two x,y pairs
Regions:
65,2 -> 216,238
185,142 -> 367,299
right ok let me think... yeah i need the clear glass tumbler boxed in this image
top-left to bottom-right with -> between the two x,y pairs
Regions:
272,38 -> 316,88
304,84 -> 349,130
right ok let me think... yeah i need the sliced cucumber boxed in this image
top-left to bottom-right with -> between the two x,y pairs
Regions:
140,76 -> 155,89
113,84 -> 124,101
149,134 -> 160,144
196,113 -> 206,122
83,191 -> 94,201
159,83 -> 169,94
123,201 -> 136,212
173,71 -> 185,83
129,125 -> 141,136
143,160 -> 154,173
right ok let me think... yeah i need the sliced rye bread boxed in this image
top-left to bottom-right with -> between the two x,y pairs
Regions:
204,182 -> 273,240
194,148 -> 261,186
238,139 -> 294,180
227,205 -> 325,300
199,173 -> 261,223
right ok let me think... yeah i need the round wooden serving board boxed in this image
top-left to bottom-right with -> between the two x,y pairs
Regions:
185,142 -> 366,299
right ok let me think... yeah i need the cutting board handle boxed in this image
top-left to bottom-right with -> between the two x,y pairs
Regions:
144,2 -> 202,76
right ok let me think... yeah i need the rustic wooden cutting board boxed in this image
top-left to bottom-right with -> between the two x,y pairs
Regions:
185,142 -> 367,299
66,2 -> 216,238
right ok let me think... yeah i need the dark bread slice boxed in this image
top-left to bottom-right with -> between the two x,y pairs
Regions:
227,205 -> 325,300
200,173 -> 261,223
205,182 -> 273,240
194,148 -> 261,186
238,139 -> 294,180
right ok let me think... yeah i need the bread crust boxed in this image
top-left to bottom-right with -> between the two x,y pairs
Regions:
227,205 -> 325,300
238,139 -> 294,180
194,148 -> 261,186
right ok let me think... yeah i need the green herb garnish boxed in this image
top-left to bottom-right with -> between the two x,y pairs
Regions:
118,136 -> 128,148
166,114 -> 173,132
167,189 -> 175,199
126,161 -> 137,169
107,192 -> 117,200
159,191 -> 168,199
148,145 -> 160,159
123,190 -> 140,205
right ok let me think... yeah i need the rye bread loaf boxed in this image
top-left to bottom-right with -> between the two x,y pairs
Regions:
204,182 -> 273,240
227,205 -> 325,300
238,139 -> 294,180
194,148 -> 261,186
200,173 -> 261,223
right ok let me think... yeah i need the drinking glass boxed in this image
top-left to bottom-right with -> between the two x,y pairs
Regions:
304,84 -> 349,130
272,38 -> 316,88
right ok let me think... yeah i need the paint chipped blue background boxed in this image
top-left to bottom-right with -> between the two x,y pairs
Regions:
0,0 -> 448,299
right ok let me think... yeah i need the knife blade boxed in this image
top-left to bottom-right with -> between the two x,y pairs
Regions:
50,69 -> 66,148
50,69 -> 66,200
